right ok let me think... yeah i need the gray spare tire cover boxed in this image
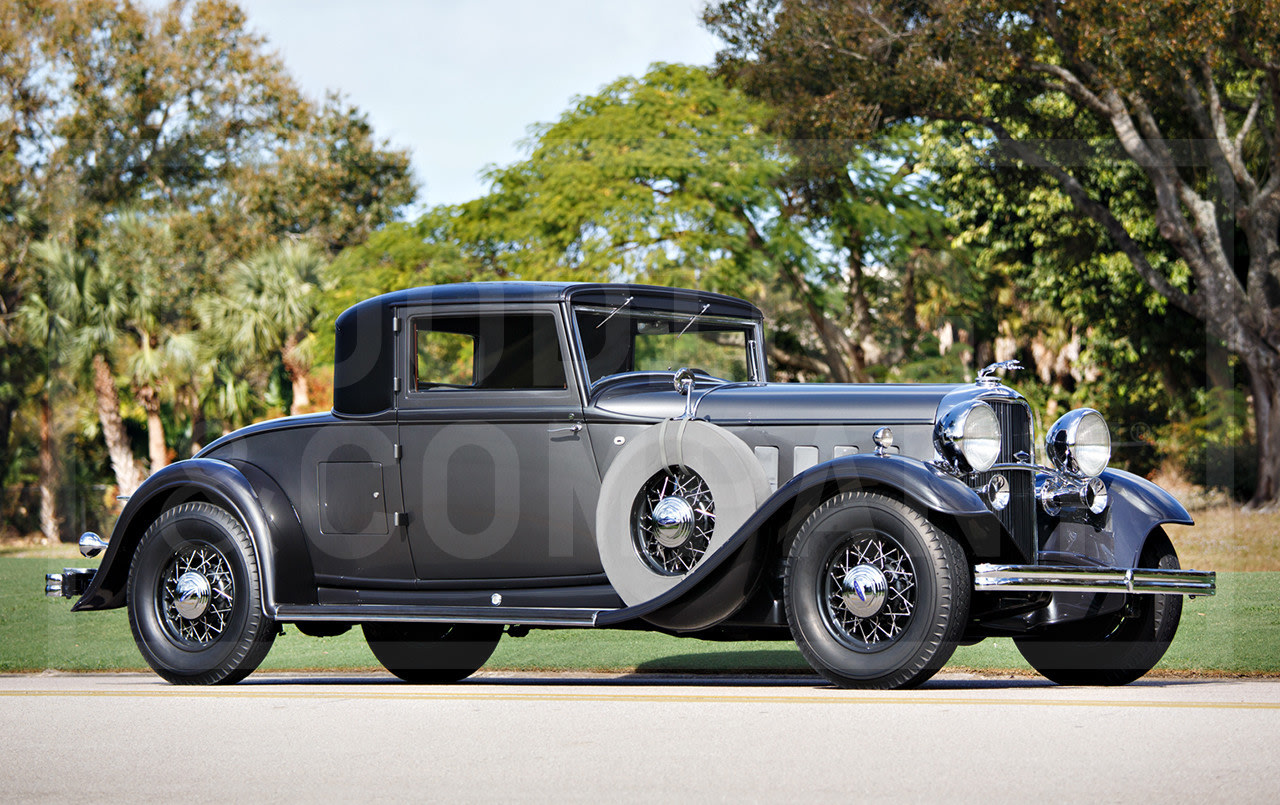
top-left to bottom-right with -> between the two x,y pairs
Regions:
596,419 -> 771,606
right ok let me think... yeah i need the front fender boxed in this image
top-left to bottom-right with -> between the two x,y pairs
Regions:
1104,468 -> 1194,567
599,454 -> 1000,628
72,458 -> 316,615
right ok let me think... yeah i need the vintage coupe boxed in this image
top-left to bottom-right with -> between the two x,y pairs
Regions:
48,282 -> 1215,688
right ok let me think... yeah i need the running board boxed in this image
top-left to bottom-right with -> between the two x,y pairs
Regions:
274,603 -> 603,627
973,564 -> 1216,596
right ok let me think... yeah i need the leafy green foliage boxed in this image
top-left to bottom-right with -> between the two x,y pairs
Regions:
324,64 -> 950,384
1,0 -> 415,532
707,0 -> 1278,499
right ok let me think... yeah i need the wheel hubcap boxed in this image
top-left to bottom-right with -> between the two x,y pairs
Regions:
159,544 -> 234,646
839,564 -> 888,618
651,496 -> 695,548
173,571 -> 212,620
633,467 -> 716,576
822,533 -> 917,650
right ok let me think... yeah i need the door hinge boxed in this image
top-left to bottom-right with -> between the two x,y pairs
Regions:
393,511 -> 407,527
392,316 -> 400,333
393,377 -> 401,393
393,443 -> 402,460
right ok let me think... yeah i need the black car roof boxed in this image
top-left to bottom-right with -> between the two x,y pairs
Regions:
348,281 -> 761,317
332,282 -> 762,417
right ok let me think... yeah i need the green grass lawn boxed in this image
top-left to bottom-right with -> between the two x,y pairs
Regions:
3,557 -> 1276,676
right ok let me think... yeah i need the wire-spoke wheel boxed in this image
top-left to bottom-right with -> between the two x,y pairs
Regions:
158,543 -> 235,647
632,466 -> 716,576
785,491 -> 969,689
127,502 -> 275,685
820,533 -> 917,650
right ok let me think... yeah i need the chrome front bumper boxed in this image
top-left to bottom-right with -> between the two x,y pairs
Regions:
973,564 -> 1216,596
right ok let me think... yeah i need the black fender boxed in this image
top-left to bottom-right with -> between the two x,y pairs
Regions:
599,454 -> 1000,628
1102,468 -> 1194,568
1001,469 -> 1195,631
72,458 -> 316,614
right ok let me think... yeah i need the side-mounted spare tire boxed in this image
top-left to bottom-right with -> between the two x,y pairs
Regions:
595,419 -> 771,608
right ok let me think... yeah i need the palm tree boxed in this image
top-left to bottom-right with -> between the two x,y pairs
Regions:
199,241 -> 331,417
18,240 -> 146,499
107,213 -> 200,473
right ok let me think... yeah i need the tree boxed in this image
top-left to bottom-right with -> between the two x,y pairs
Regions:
1,0 -> 303,504
707,0 -> 1280,504
408,63 -> 946,381
233,95 -> 418,256
1,1 -> 417,530
199,241 -> 332,417
98,212 -> 200,473
18,240 -> 146,497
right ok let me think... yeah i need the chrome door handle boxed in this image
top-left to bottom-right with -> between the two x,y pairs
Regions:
547,423 -> 583,435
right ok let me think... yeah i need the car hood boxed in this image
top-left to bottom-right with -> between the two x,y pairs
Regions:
591,381 -> 966,424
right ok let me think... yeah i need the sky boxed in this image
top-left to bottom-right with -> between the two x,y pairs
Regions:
235,0 -> 723,210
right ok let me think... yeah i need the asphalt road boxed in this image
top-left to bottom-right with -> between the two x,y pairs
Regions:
3,671 -> 1277,803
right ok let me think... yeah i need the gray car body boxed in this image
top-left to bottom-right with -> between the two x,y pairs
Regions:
72,282 -> 1192,637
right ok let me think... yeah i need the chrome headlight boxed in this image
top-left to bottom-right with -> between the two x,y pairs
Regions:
1045,408 -> 1111,477
934,400 -> 1002,473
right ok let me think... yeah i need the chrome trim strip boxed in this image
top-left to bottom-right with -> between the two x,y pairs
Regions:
973,564 -> 1216,596
275,604 -> 603,627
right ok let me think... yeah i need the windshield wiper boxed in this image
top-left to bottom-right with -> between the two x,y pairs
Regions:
595,296 -> 633,328
676,303 -> 710,340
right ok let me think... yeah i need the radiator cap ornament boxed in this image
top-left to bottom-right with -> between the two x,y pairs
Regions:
977,359 -> 1023,387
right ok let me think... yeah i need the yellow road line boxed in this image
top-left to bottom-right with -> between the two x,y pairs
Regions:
2,688 -> 1278,710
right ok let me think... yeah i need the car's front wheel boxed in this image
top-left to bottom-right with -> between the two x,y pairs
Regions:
362,622 -> 502,683
784,491 -> 970,689
1014,530 -> 1183,686
127,502 -> 276,684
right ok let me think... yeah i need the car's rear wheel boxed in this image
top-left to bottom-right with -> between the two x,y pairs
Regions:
127,502 -> 276,685
362,622 -> 502,683
784,492 -> 970,689
1014,530 -> 1183,686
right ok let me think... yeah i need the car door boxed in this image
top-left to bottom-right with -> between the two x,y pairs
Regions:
395,303 -> 604,582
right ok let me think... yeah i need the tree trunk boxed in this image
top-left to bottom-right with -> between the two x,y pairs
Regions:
92,354 -> 145,496
39,395 -> 59,543
845,251 -> 873,380
0,398 -> 15,505
282,333 -> 310,416
1246,353 -> 1280,509
137,385 -> 168,473
189,393 -> 206,456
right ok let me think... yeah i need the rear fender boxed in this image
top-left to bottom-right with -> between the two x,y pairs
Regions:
72,458 -> 315,615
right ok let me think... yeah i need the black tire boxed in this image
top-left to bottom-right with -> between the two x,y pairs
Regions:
362,622 -> 502,683
1014,530 -> 1183,686
784,491 -> 970,690
127,502 -> 276,685
595,419 -> 770,606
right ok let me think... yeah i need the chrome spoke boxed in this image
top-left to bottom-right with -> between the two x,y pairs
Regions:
822,532 -> 917,650
158,542 -> 235,648
632,466 -> 716,576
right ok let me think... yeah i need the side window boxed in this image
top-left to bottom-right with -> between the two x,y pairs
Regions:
416,331 -> 476,387
412,312 -> 567,391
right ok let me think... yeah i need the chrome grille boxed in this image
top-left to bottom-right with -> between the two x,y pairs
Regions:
971,400 -> 1037,561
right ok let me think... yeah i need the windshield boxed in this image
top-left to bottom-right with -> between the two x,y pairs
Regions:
573,304 -> 760,387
